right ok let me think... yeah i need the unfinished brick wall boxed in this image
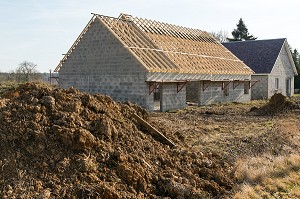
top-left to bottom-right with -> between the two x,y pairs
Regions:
251,45 -> 295,100
58,16 -> 253,111
268,45 -> 295,97
251,75 -> 268,100
198,81 -> 250,105
160,83 -> 186,112
59,19 -> 155,110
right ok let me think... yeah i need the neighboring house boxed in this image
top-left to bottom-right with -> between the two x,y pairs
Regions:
54,13 -> 253,111
223,38 -> 298,100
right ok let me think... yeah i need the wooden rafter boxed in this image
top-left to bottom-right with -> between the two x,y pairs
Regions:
177,81 -> 189,93
202,81 -> 211,91
222,81 -> 231,90
250,80 -> 259,89
233,80 -> 243,90
148,82 -> 160,95
57,13 -> 253,75
99,15 -> 176,73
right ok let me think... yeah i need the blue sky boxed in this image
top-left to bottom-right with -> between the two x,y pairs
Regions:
0,0 -> 299,72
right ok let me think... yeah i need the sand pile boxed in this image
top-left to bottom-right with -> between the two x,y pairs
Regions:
0,83 -> 233,198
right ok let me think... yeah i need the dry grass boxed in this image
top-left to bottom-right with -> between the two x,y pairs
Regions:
151,97 -> 300,198
233,154 -> 300,198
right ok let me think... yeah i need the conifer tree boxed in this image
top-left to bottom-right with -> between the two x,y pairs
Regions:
292,48 -> 300,89
227,18 -> 257,41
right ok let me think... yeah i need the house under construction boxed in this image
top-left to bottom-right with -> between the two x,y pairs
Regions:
54,13 -> 253,111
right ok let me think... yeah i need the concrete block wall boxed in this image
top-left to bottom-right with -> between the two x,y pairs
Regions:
267,75 -> 294,98
160,83 -> 186,112
267,75 -> 284,97
251,43 -> 295,99
251,75 -> 269,100
268,44 -> 295,97
198,81 -> 250,106
59,18 -> 155,111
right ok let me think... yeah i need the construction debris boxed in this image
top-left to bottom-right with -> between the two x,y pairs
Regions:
131,113 -> 176,148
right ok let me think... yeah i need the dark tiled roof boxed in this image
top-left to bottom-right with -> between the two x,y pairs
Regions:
223,38 -> 286,73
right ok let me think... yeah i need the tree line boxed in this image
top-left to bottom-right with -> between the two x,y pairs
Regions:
211,18 -> 300,90
0,61 -> 43,83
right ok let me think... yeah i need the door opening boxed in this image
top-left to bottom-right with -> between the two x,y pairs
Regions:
286,78 -> 291,96
153,84 -> 160,111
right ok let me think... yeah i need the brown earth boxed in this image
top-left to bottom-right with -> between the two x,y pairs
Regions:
151,94 -> 300,163
1,83 -> 300,198
0,83 -> 234,199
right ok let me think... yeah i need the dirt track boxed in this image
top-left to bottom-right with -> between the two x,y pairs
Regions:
0,83 -> 300,198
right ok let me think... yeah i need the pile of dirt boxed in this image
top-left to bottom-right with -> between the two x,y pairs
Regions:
0,83 -> 233,198
251,93 -> 299,115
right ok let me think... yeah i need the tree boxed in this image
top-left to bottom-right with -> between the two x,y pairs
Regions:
227,18 -> 257,41
15,61 -> 41,82
210,30 -> 229,43
291,49 -> 299,66
291,49 -> 300,90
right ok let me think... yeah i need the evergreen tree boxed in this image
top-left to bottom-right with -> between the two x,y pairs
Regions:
227,18 -> 257,41
291,49 -> 300,90
291,49 -> 299,66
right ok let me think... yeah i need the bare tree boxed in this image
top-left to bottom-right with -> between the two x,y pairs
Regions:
210,30 -> 229,43
15,61 -> 42,82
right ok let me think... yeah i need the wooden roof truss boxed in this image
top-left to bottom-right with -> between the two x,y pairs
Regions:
55,13 -> 253,75
98,15 -> 177,73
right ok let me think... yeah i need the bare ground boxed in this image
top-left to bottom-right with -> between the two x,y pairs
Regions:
151,101 -> 300,161
1,82 -> 300,198
150,97 -> 300,197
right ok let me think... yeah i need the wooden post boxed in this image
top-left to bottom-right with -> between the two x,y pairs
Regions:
131,113 -> 176,147
49,69 -> 52,85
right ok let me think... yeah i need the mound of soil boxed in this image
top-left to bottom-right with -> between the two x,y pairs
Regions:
252,93 -> 298,115
0,83 -> 233,198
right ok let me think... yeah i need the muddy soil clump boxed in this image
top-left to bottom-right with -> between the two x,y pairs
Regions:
251,93 -> 299,115
0,83 -> 233,198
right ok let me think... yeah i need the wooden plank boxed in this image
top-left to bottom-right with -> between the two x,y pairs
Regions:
131,113 -> 176,148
